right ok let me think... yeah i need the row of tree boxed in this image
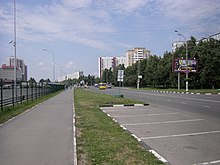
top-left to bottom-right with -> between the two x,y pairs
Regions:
101,37 -> 220,89
27,37 -> 220,89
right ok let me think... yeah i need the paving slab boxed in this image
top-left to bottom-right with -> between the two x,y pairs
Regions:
0,89 -> 75,165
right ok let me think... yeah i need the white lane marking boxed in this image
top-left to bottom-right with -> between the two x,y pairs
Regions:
141,130 -> 220,140
111,112 -> 180,118
193,159 -> 220,165
149,150 -> 168,163
181,102 -> 187,104
167,100 -> 171,101
202,105 -> 210,108
123,119 -> 204,126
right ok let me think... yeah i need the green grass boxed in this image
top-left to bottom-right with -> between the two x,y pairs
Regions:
133,87 -> 219,94
0,90 -> 63,124
74,88 -> 164,165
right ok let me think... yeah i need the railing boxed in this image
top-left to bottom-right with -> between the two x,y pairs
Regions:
0,79 -> 64,111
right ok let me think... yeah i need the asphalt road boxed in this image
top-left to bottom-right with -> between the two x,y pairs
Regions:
0,89 -> 75,165
89,87 -> 220,165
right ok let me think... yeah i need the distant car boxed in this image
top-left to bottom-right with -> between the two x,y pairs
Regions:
99,82 -> 107,90
107,84 -> 112,89
3,84 -> 12,89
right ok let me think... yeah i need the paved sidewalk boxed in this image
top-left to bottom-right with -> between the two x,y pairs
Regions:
0,89 -> 75,165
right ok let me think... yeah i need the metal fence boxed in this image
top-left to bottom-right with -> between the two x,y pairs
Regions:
0,79 -> 65,111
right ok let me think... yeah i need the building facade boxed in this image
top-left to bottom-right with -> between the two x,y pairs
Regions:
98,56 -> 126,78
6,57 -> 27,81
0,57 -> 27,82
125,47 -> 150,67
58,71 -> 83,81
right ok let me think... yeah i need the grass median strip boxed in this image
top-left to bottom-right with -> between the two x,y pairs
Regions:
0,90 -> 63,124
74,88 -> 164,165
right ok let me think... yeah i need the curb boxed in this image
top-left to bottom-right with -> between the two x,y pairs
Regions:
99,103 -> 149,107
152,90 -> 220,96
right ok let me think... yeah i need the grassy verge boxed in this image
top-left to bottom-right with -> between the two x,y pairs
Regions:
132,87 -> 219,94
0,90 -> 63,124
74,88 -> 164,165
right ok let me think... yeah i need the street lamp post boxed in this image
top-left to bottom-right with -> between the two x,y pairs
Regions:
42,49 -> 55,82
55,63 -> 63,82
175,30 -> 189,92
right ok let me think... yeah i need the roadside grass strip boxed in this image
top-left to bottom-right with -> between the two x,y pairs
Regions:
74,88 -> 164,165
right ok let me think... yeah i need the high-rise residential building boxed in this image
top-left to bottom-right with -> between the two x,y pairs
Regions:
98,56 -> 126,78
125,47 -> 150,67
6,57 -> 27,81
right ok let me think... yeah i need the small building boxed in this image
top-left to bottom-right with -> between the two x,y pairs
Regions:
0,64 -> 22,82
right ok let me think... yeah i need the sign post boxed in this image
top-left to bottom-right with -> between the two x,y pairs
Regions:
116,70 -> 124,98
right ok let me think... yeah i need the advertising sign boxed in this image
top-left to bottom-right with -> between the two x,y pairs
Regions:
117,70 -> 124,82
173,58 -> 197,73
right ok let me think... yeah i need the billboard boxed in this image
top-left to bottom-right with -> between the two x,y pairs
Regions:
173,58 -> 197,73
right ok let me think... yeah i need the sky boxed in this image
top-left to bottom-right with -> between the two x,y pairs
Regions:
0,0 -> 220,81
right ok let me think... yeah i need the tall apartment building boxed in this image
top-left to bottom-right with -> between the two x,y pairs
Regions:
98,56 -> 126,78
126,47 -> 150,67
6,57 -> 27,81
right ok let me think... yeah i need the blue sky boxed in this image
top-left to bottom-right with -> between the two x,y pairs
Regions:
0,0 -> 220,81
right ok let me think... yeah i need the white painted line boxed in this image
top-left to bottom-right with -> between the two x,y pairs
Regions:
167,100 -> 171,102
149,150 -> 168,163
181,102 -> 187,104
111,112 -> 180,118
141,130 -> 220,140
123,119 -> 204,126
193,159 -> 220,165
202,105 -> 210,108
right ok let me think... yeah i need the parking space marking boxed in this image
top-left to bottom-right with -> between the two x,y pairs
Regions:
111,112 -> 180,118
123,119 -> 204,126
202,105 -> 211,108
141,130 -> 220,140
193,159 -> 220,165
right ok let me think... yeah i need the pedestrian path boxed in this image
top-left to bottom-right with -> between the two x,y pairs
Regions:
0,89 -> 76,165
